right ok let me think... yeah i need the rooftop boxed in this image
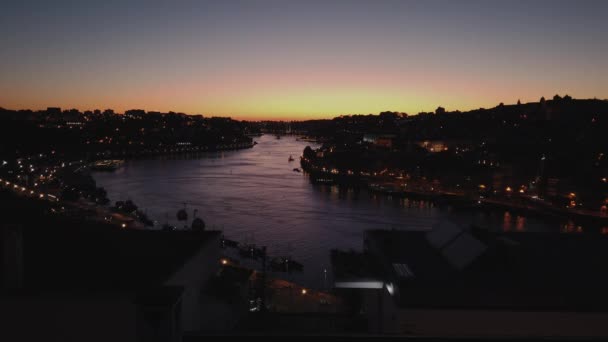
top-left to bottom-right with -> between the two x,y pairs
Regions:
362,225 -> 608,311
4,223 -> 220,294
331,249 -> 385,289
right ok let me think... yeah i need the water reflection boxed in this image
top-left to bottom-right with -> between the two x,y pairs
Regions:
516,215 -> 526,231
503,211 -> 512,231
92,135 -> 597,287
561,220 -> 585,233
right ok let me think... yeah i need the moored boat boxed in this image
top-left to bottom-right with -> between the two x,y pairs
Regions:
221,237 -> 239,248
270,256 -> 304,272
91,159 -> 124,171
238,244 -> 264,259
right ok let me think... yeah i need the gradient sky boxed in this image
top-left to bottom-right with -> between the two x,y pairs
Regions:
1,0 -> 607,120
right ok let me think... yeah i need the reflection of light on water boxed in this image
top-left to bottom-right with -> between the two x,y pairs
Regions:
561,222 -> 585,233
331,185 -> 339,195
562,220 -> 577,233
396,198 -> 433,210
93,135 -> 579,287
515,215 -> 525,231
503,211 -> 512,231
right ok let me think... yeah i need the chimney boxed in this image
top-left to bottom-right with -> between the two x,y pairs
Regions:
3,224 -> 24,289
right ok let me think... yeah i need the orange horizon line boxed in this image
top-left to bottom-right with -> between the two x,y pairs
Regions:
4,96 -> 607,121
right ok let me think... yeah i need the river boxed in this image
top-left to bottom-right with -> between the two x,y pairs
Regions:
93,134 -> 580,288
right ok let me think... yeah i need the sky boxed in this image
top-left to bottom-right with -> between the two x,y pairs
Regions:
1,0 -> 607,120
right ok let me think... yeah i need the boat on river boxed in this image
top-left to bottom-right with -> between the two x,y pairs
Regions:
91,159 -> 124,171
270,257 -> 304,272
288,155 -> 294,162
238,244 -> 265,259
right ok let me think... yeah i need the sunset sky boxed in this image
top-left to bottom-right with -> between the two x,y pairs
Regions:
1,0 -> 607,120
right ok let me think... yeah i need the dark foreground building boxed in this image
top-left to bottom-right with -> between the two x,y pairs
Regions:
332,223 -> 608,337
1,223 -> 221,341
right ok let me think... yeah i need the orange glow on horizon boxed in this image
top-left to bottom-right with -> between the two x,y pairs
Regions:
2,72 -> 606,121
2,58 -> 605,120
4,92 -> 599,121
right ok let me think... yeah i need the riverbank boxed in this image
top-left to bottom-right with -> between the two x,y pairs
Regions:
301,162 -> 608,227
91,140 -> 256,160
91,135 -> 608,288
0,138 -> 259,231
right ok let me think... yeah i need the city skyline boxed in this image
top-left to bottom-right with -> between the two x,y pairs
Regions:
2,2 -> 608,336
1,95 -> 602,122
2,0 -> 608,120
